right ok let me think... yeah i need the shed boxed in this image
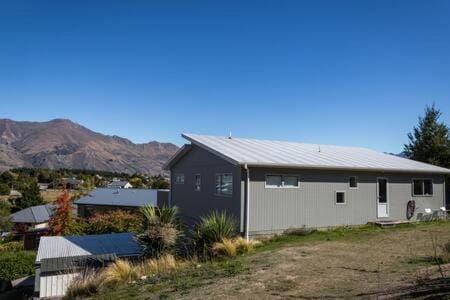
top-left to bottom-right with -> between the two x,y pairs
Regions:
35,232 -> 143,298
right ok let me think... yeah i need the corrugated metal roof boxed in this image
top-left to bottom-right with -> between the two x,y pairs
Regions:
74,188 -> 164,207
10,204 -> 54,224
180,133 -> 450,174
107,181 -> 130,188
36,232 -> 143,263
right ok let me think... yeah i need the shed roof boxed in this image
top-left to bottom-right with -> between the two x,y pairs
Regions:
36,232 -> 143,263
10,204 -> 54,224
74,188 -> 163,207
165,133 -> 450,174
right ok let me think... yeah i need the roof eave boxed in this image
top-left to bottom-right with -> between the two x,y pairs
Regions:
241,162 -> 450,174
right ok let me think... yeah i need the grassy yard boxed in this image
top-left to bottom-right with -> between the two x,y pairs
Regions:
93,222 -> 450,299
41,189 -> 79,202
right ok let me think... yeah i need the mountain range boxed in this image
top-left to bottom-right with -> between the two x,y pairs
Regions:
0,119 -> 179,174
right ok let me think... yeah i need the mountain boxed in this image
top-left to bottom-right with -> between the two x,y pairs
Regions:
0,118 -> 179,174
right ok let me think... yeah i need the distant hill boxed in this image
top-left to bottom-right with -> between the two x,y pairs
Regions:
0,118 -> 178,174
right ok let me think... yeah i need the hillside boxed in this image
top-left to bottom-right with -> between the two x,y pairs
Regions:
0,119 -> 178,174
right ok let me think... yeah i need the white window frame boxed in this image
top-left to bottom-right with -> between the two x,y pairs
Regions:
265,174 -> 300,189
349,176 -> 358,189
412,178 -> 433,197
335,190 -> 346,205
193,174 -> 201,192
215,173 -> 233,197
174,173 -> 184,184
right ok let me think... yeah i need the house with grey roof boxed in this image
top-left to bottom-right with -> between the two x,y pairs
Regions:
10,204 -> 54,229
35,232 -> 143,298
164,134 -> 450,237
74,188 -> 169,217
107,179 -> 132,189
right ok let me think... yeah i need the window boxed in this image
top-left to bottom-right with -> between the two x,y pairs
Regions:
413,179 -> 433,196
283,175 -> 299,188
215,174 -> 233,196
265,175 -> 299,188
193,174 -> 201,191
349,176 -> 358,189
336,191 -> 346,204
266,175 -> 282,188
174,174 -> 184,184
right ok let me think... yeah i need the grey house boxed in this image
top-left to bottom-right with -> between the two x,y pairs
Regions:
164,134 -> 450,237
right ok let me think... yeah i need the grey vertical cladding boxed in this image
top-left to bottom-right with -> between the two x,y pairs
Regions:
170,144 -> 241,226
248,167 -> 445,235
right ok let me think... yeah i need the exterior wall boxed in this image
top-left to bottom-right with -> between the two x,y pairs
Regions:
247,167 -> 445,235
39,272 -> 79,298
170,145 -> 241,226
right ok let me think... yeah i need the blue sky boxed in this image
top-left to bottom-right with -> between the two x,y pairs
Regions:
1,1 -> 450,153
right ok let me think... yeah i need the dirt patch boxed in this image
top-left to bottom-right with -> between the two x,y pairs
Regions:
176,224 -> 450,299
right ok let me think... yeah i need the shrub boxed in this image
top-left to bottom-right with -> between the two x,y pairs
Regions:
86,210 -> 144,234
212,237 -> 261,257
194,211 -> 237,251
0,183 -> 10,196
0,241 -> 23,252
64,269 -> 106,299
0,251 -> 36,281
138,205 -> 180,257
103,260 -> 138,284
140,254 -> 179,275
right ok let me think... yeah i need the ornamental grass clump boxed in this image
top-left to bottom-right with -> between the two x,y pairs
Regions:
64,269 -> 106,299
138,205 -> 181,257
103,260 -> 138,284
212,237 -> 261,257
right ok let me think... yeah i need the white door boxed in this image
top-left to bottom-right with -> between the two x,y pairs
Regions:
377,178 -> 389,218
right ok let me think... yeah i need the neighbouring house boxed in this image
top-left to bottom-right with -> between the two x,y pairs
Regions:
107,179 -> 133,189
57,177 -> 83,190
37,183 -> 49,191
9,204 -> 54,250
74,188 -> 169,218
164,134 -> 450,237
35,232 -> 143,298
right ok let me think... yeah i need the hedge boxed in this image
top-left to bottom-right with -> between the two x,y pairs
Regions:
0,251 -> 36,281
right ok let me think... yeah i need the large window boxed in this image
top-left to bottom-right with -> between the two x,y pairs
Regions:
174,174 -> 184,184
193,174 -> 201,191
265,175 -> 299,188
336,191 -> 346,204
215,174 -> 233,196
413,179 -> 433,196
349,176 -> 358,189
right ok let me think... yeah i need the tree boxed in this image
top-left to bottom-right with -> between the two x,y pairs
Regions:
0,183 -> 10,196
0,201 -> 12,231
48,186 -> 75,235
16,182 -> 44,209
150,175 -> 170,189
404,104 -> 450,168
129,177 -> 143,188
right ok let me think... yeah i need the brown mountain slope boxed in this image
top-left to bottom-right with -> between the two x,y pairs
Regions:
0,119 -> 178,174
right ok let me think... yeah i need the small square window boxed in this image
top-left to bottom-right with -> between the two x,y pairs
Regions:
349,176 -> 358,188
193,174 -> 201,191
336,191 -> 345,204
266,175 -> 282,188
215,174 -> 233,196
174,174 -> 184,184
413,179 -> 433,196
283,175 -> 299,188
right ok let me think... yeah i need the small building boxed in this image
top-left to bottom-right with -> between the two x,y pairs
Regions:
9,204 -> 54,250
35,232 -> 143,298
74,188 -> 169,218
164,134 -> 450,237
59,177 -> 83,190
37,183 -> 49,191
107,180 -> 133,189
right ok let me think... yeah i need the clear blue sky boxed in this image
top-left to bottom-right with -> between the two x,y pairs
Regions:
1,1 -> 450,153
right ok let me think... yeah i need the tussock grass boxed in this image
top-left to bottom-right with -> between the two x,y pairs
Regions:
103,260 -> 139,284
64,270 -> 106,300
212,237 -> 262,257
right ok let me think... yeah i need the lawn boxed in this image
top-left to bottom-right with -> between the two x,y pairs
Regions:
93,221 -> 450,299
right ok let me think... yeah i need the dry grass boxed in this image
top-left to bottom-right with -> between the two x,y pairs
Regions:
103,260 -> 139,284
41,189 -> 77,202
139,254 -> 191,276
212,237 -> 262,257
64,270 -> 107,300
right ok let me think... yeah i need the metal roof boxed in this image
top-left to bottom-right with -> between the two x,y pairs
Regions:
107,180 -> 130,188
10,204 -> 54,224
175,133 -> 450,174
36,232 -> 143,263
74,188 -> 164,207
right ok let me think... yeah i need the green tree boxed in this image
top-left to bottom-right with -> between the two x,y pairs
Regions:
129,177 -> 143,188
150,175 -> 170,189
404,104 -> 450,168
0,182 -> 10,195
0,201 -> 12,231
16,182 -> 44,209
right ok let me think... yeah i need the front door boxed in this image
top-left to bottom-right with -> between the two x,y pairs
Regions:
377,178 -> 389,218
